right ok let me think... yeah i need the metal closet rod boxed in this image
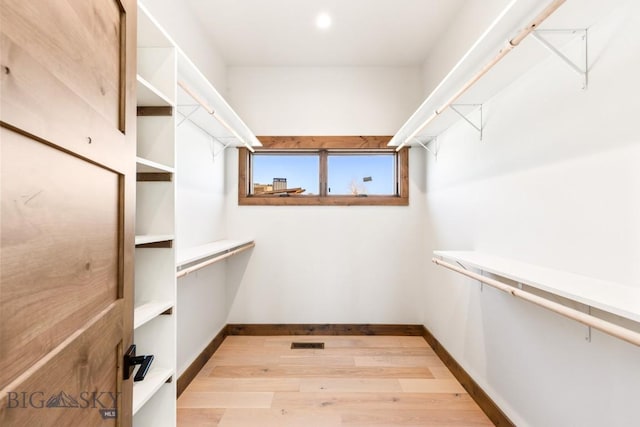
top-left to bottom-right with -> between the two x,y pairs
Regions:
177,80 -> 255,153
432,257 -> 640,347
396,0 -> 566,152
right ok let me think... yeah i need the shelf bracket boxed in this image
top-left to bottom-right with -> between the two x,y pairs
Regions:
176,106 -> 231,159
532,29 -> 588,90
177,105 -> 200,127
417,136 -> 439,160
450,104 -> 483,140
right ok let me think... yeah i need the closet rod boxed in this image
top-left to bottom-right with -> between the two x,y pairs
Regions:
177,80 -> 255,153
432,257 -> 640,347
396,0 -> 566,151
177,243 -> 255,278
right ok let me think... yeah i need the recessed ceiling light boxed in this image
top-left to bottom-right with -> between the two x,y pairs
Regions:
316,13 -> 332,30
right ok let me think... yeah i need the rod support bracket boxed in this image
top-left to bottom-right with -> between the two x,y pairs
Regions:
450,104 -> 483,140
418,136 -> 439,160
532,29 -> 588,90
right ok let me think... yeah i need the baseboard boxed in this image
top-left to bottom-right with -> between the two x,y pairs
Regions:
421,325 -> 514,427
177,322 -> 514,427
226,323 -> 424,336
176,325 -> 228,397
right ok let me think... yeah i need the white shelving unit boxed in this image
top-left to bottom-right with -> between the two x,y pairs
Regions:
433,251 -> 640,346
388,0 -> 618,152
133,5 -> 261,425
133,4 -> 177,426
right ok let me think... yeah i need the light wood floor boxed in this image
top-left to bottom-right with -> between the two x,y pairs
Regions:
177,335 -> 493,426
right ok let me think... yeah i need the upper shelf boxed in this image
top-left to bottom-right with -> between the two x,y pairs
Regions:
433,251 -> 640,324
176,50 -> 262,151
388,0 -> 618,149
176,239 -> 255,277
137,75 -> 174,107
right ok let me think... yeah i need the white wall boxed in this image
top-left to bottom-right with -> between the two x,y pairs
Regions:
224,66 -> 427,323
227,66 -> 423,135
175,118 -> 229,376
421,0 -> 511,96
139,0 -> 228,93
423,1 -> 640,425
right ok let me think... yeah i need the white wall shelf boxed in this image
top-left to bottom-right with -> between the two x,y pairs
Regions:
434,251 -> 640,322
135,234 -> 174,247
176,50 -> 261,152
136,157 -> 175,174
388,0 -> 608,151
137,75 -> 174,107
134,301 -> 174,329
433,251 -> 640,346
132,367 -> 173,415
176,239 -> 255,278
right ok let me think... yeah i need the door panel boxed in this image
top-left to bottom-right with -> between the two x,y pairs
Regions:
0,129 -> 120,388
0,0 -> 128,169
0,0 -> 136,425
1,0 -> 123,130
0,303 -> 122,426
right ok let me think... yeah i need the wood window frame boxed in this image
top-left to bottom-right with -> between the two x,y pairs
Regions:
238,136 -> 409,206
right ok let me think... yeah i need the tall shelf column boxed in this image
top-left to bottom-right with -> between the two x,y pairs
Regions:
133,5 -> 177,426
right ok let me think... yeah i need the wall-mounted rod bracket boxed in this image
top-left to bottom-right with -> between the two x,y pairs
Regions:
417,136 -> 439,160
176,107 -> 230,159
177,105 -> 200,127
450,104 -> 483,140
532,29 -> 588,89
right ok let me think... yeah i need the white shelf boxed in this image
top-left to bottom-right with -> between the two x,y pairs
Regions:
134,301 -> 174,329
176,50 -> 261,149
176,238 -> 255,268
389,0 -> 617,148
434,251 -> 640,323
136,157 -> 175,174
135,235 -> 174,246
132,367 -> 173,415
137,74 -> 174,107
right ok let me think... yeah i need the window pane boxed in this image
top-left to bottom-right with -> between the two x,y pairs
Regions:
328,154 -> 395,195
252,154 -> 319,195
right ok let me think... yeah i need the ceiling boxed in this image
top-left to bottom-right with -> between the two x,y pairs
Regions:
183,0 -> 467,67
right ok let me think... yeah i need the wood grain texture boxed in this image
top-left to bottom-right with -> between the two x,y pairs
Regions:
137,172 -> 173,182
422,326 -> 514,427
226,324 -> 424,336
0,303 -> 123,426
137,106 -> 173,116
257,136 -> 392,150
0,129 -> 120,389
177,335 -> 492,426
0,0 -> 137,424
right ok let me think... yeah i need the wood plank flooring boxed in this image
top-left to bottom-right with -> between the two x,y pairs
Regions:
177,336 -> 493,426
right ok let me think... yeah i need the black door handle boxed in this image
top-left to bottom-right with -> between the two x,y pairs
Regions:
124,345 -> 154,382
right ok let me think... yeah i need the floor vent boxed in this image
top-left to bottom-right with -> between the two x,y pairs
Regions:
291,342 -> 324,349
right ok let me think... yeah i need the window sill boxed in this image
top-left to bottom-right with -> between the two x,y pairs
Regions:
238,195 -> 408,206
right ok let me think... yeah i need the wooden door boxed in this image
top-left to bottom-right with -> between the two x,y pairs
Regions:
0,0 -> 136,425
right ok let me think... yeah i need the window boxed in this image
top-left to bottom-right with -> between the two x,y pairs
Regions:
238,136 -> 409,206
327,153 -> 395,196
